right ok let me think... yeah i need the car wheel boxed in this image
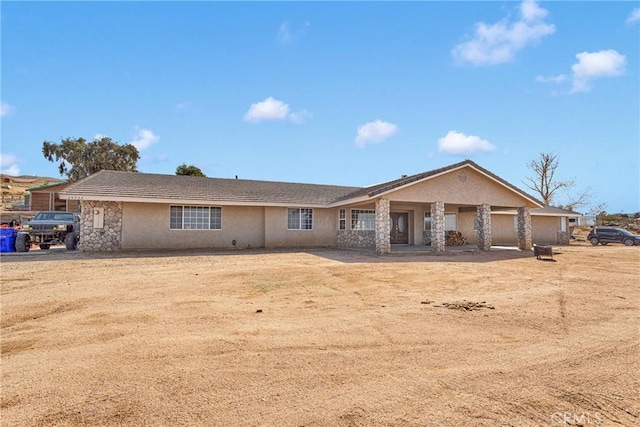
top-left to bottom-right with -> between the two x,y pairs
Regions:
623,238 -> 634,246
65,232 -> 78,250
589,237 -> 599,245
15,233 -> 30,252
39,244 -> 50,250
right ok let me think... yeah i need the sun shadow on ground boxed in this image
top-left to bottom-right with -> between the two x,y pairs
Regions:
0,245 -> 549,264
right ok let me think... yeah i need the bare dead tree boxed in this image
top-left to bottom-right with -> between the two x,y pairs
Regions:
587,203 -> 607,217
523,152 -> 574,206
558,189 -> 593,212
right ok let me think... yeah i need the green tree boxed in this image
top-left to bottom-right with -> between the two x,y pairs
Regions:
43,137 -> 139,182
176,163 -> 206,177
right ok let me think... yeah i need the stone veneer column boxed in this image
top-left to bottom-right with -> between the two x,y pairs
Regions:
375,198 -> 391,254
476,204 -> 492,251
517,207 -> 532,250
557,230 -> 570,245
431,201 -> 445,252
80,200 -> 123,252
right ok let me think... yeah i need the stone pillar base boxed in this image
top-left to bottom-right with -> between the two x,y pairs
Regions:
517,207 -> 532,250
375,198 -> 391,254
477,204 -> 492,251
431,201 -> 445,252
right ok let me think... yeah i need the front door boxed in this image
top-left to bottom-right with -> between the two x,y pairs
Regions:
390,212 -> 409,244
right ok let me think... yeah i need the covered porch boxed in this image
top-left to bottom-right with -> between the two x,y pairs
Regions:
372,198 -> 533,254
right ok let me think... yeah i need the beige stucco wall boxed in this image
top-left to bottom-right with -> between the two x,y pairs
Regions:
121,203 -> 266,250
490,214 -> 563,245
491,214 -> 518,245
457,211 -> 478,244
384,168 -> 536,208
532,216 -> 562,244
264,206 -> 337,247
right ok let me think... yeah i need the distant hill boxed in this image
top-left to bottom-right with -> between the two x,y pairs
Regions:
1,174 -> 65,211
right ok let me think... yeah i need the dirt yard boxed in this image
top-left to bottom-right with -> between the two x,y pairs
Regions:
1,244 -> 638,426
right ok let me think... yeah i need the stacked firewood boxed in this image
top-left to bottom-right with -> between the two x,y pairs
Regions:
445,230 -> 467,246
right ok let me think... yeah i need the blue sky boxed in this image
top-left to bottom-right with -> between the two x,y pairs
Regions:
1,1 -> 639,213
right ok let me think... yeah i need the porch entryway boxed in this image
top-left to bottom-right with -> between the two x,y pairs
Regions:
390,212 -> 409,244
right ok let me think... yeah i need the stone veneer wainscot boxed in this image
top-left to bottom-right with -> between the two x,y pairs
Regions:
80,201 -> 123,251
336,230 -> 376,248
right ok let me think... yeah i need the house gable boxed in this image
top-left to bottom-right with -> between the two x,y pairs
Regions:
379,165 -> 540,208
331,160 -> 542,209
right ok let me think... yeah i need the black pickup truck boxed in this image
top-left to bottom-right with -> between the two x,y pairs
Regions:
16,211 -> 81,252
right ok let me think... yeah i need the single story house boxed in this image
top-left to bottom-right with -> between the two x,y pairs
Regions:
60,160 -> 579,253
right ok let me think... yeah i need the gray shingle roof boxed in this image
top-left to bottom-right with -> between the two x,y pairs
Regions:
60,160 -> 543,207
61,170 -> 362,205
532,206 -> 582,216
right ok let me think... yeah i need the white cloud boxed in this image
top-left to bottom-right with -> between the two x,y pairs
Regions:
355,120 -> 398,148
175,101 -> 190,110
535,74 -> 567,84
243,97 -> 311,124
520,0 -> 548,22
536,49 -> 626,94
570,50 -> 626,93
437,131 -> 496,156
130,128 -> 159,150
452,0 -> 555,66
626,8 -> 640,24
1,101 -> 15,117
0,153 -> 20,175
244,97 -> 289,123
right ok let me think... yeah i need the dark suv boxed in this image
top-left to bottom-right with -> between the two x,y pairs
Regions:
587,227 -> 640,246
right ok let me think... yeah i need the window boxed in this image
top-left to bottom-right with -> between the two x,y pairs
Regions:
170,206 -> 182,229
424,212 -> 432,231
210,207 -> 222,229
170,206 -> 222,230
514,216 -> 518,231
444,213 -> 457,231
425,212 -> 457,231
288,208 -> 313,230
339,209 -> 346,230
184,206 -> 209,229
351,209 -> 375,230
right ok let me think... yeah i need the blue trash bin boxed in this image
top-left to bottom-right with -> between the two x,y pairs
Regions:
0,228 -> 18,253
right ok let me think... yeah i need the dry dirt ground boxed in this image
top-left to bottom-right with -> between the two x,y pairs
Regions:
1,243 -> 638,426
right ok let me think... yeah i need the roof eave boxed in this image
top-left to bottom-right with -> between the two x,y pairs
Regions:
60,193 -> 331,208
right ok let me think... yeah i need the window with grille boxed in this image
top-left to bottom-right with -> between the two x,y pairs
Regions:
170,206 -> 222,230
424,212 -> 432,231
351,209 -> 375,230
339,209 -> 346,230
444,213 -> 457,231
288,208 -> 313,230
425,212 -> 457,231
